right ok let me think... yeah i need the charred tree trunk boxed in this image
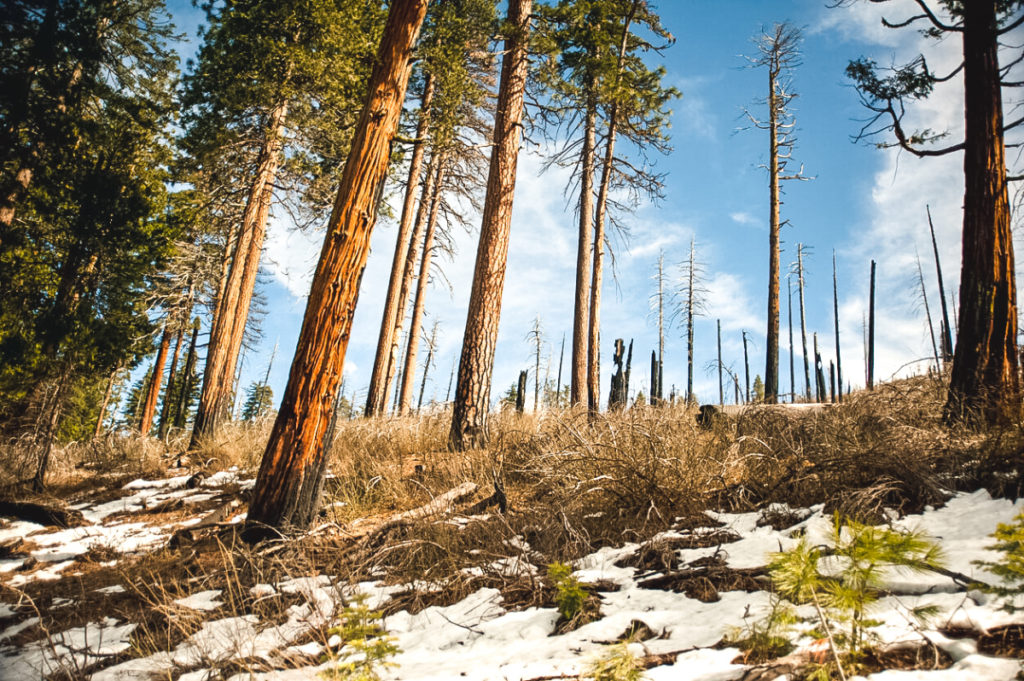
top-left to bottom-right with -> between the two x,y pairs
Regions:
797,244 -> 811,399
515,370 -> 527,413
555,333 -> 565,408
765,64 -> 781,404
717,318 -> 723,406
650,350 -> 658,406
448,0 -> 531,451
927,205 -> 954,364
398,158 -> 445,415
243,0 -> 429,540
366,76 -> 436,417
192,98 -> 289,446
946,1 -> 1020,425
140,326 -> 172,437
868,259 -> 876,390
609,339 -> 626,408
742,331 -> 751,403
571,94 -> 597,407
832,251 -> 843,404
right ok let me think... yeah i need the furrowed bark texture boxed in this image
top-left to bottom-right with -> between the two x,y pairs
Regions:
946,1 -> 1020,425
139,326 -> 172,437
448,0 -> 531,451
244,0 -> 428,537
571,95 -> 597,407
191,99 -> 288,446
365,76 -> 435,416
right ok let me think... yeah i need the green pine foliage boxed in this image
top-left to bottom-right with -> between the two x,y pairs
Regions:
322,594 -> 401,681
241,382 -> 274,421
765,516 -> 944,676
974,511 -> 1024,606
0,0 -> 180,434
548,562 -> 587,622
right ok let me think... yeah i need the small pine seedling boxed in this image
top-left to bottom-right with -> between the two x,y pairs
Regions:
766,515 -> 944,676
322,593 -> 401,681
548,562 -> 587,622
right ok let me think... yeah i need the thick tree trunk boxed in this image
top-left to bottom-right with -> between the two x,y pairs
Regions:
191,98 -> 289,447
448,0 -> 532,451
398,159 -> 445,415
365,76 -> 436,416
243,0 -> 428,539
571,97 -> 597,407
946,1 -> 1020,425
140,326 -> 172,437
158,325 -> 186,439
765,67 -> 781,404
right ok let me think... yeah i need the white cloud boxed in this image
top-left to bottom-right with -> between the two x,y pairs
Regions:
729,211 -> 759,228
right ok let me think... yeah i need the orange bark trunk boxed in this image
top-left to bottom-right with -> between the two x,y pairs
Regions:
191,99 -> 288,447
398,158 -> 446,415
365,75 -> 435,416
244,0 -> 429,537
946,1 -> 1020,425
571,98 -> 596,407
140,326 -> 172,437
448,0 -> 532,451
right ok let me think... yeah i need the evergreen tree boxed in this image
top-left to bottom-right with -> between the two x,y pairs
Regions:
241,382 -> 275,421
184,0 -> 387,444
842,0 -> 1024,425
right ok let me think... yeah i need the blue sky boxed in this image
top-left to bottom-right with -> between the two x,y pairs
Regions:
163,0 -> 1024,414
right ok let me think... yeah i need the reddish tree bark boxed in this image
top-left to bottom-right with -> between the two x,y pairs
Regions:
399,158 -> 445,415
449,0 -> 532,450
571,97 -> 596,407
365,75 -> 435,416
244,0 -> 429,538
191,99 -> 288,447
140,326 -> 172,437
946,1 -> 1020,424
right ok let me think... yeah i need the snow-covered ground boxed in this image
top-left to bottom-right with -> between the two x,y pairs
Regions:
1,471 -> 1022,681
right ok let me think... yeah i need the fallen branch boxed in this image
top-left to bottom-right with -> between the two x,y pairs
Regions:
0,500 -> 85,528
350,482 -> 479,543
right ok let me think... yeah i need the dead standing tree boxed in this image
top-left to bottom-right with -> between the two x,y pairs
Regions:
675,237 -> 707,404
243,0 -> 430,540
448,0 -> 532,451
744,22 -> 809,405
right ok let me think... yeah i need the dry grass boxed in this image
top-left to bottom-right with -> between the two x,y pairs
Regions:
2,375 -> 1022,678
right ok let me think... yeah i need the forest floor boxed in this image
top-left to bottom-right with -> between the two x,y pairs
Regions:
1,376 -> 1024,680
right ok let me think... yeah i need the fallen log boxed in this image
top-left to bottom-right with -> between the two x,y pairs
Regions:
0,500 -> 85,528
